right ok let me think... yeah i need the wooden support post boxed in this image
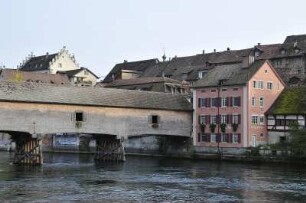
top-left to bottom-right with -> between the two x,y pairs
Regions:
94,136 -> 125,162
13,134 -> 43,165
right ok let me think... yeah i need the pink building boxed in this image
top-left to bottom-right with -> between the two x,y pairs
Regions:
192,60 -> 285,148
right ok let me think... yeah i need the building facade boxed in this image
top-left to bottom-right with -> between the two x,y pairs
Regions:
193,60 -> 285,148
266,87 -> 306,144
19,47 -> 98,86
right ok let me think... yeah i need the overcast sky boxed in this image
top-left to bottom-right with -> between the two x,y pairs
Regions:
1,0 -> 306,78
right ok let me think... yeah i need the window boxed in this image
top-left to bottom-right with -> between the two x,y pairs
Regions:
221,97 -> 227,107
251,115 -> 258,124
84,70 -> 89,75
232,97 -> 240,107
211,98 -> 218,107
275,119 -> 286,126
75,112 -> 84,121
233,134 -> 239,144
253,81 -> 257,88
211,134 -> 216,142
221,115 -> 227,124
151,115 -> 160,127
198,98 -> 207,108
259,116 -> 264,124
258,81 -> 264,89
232,114 -> 239,124
233,88 -> 239,91
222,88 -> 227,92
200,115 -> 206,124
58,63 -> 62,68
211,115 -> 217,124
198,71 -> 208,79
221,133 -> 227,142
211,89 -> 216,92
252,97 -> 256,106
259,97 -> 264,107
267,82 -> 273,90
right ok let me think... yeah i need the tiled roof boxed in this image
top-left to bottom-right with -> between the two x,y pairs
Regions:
0,69 -> 70,85
193,60 -> 267,88
140,61 -> 170,78
255,44 -> 283,59
104,77 -> 181,87
267,87 -> 306,114
0,82 -> 192,111
57,67 -> 99,79
284,34 -> 306,43
19,53 -> 57,71
191,48 -> 252,66
103,59 -> 159,83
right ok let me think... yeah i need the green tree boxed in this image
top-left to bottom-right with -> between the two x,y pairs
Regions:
289,122 -> 306,158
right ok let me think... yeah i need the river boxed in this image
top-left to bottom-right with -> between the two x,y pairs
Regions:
0,152 -> 305,202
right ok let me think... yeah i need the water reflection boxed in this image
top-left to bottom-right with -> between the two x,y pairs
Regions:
0,152 -> 305,202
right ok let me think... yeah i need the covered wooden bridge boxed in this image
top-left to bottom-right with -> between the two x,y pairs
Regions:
0,82 -> 192,165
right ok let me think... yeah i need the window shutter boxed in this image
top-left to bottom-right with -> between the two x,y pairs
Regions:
238,114 -> 241,124
229,133 -> 233,143
227,114 -> 231,124
198,115 -> 201,124
226,134 -> 229,142
207,133 -> 211,142
198,133 -> 201,142
238,134 -> 241,143
238,97 -> 241,106
198,98 -> 201,108
206,115 -> 210,124
228,97 -> 232,107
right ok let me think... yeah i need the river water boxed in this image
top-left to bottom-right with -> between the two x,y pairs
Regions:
0,152 -> 305,202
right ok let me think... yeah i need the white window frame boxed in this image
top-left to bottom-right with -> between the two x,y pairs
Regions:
200,115 -> 206,124
232,134 -> 238,144
258,80 -> 264,89
251,97 -> 256,106
267,82 -> 273,90
221,115 -> 227,124
221,97 -> 227,107
211,133 -> 216,143
259,97 -> 264,107
251,115 -> 258,124
221,133 -> 226,143
232,114 -> 239,124
211,115 -> 217,124
259,115 -> 264,125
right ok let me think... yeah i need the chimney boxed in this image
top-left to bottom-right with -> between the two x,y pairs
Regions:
214,49 -> 216,53
202,50 -> 205,55
46,52 -> 49,57
124,60 -> 128,63
227,47 -> 230,51
257,43 -> 261,46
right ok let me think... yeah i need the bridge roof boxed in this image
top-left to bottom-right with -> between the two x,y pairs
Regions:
0,82 -> 192,111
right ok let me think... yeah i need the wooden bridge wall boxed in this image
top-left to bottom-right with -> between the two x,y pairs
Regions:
0,101 -> 192,139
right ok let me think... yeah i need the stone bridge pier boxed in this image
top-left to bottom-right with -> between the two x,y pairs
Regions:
9,131 -> 43,165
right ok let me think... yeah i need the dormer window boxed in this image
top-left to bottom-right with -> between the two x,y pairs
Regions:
198,70 -> 208,79
280,49 -> 286,55
254,51 -> 260,57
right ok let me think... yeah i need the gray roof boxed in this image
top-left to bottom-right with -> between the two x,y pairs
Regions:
103,59 -> 159,83
104,77 -> 181,87
284,34 -> 306,43
19,53 -> 57,71
0,82 -> 192,111
193,60 -> 267,88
